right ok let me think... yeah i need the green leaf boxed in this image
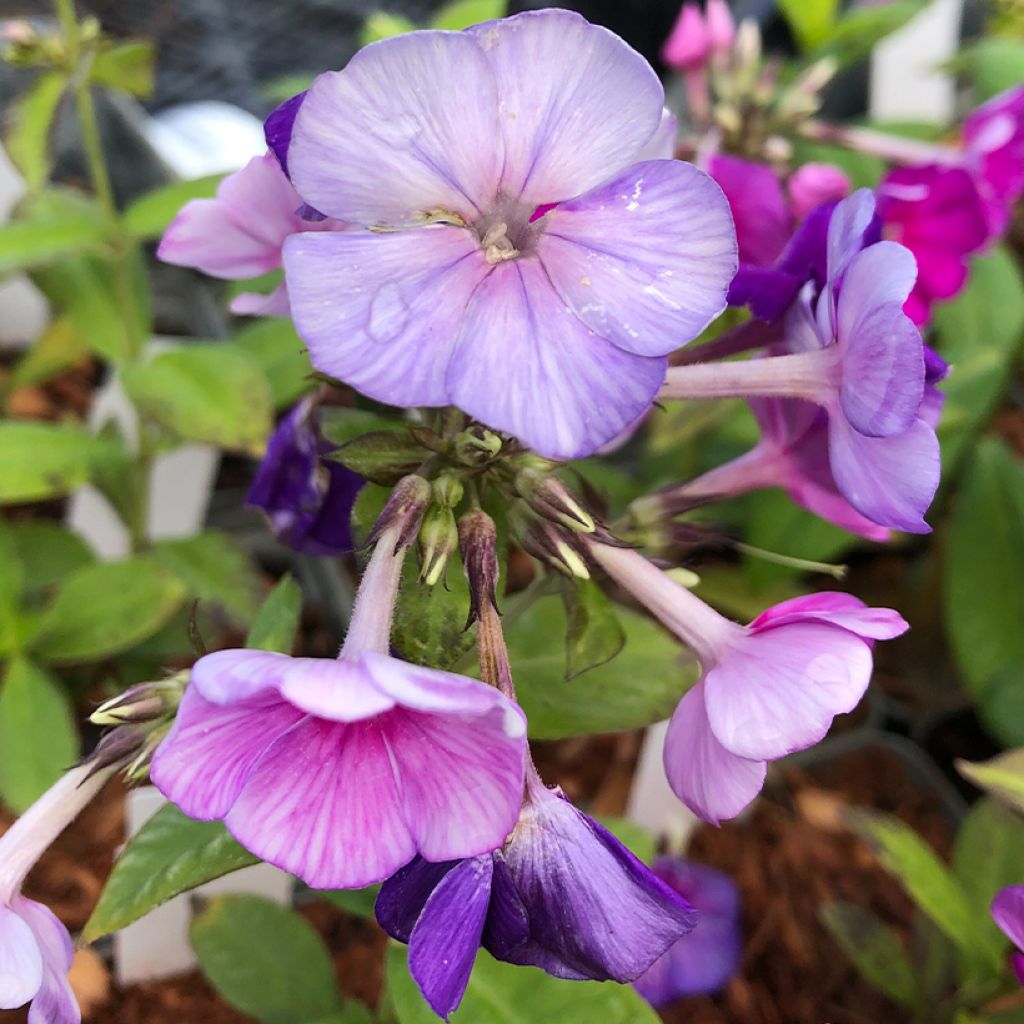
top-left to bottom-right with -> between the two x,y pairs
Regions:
599,818 -> 656,864
84,804 -> 259,942
153,530 -> 262,626
777,0 -> 839,51
328,430 -> 427,486
0,524 -> 23,655
320,408 -> 405,449
3,71 -> 67,192
32,558 -> 186,664
361,12 -> 417,45
934,247 -> 1024,472
0,658 -> 77,813
231,317 -> 313,409
951,39 -> 1024,101
0,421 -> 118,504
9,520 -> 94,593
386,944 -> 661,1024
121,175 -> 223,241
0,190 -> 106,274
849,812 -> 991,967
191,895 -> 341,1024
431,0 -> 506,30
5,318 -> 88,394
820,902 -> 917,1009
561,576 -> 625,680
502,594 -> 693,739
90,41 -> 155,98
122,345 -> 273,455
817,0 -> 928,67
944,439 -> 1024,744
317,886 -> 380,920
246,575 -> 303,654
957,749 -> 1024,814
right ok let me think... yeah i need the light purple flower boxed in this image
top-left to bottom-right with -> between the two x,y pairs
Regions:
375,773 -> 697,1018
247,396 -> 363,555
158,151 -> 342,316
589,542 -> 908,824
151,518 -> 528,890
278,10 -> 736,461
992,885 -> 1024,986
633,858 -> 742,1004
663,189 -> 940,534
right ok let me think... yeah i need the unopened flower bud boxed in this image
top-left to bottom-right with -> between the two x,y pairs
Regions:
452,427 -> 503,465
662,3 -> 711,72
706,0 -> 735,54
90,674 -> 186,727
511,502 -> 591,580
432,475 -> 464,509
733,18 -> 762,93
515,471 -> 595,533
459,508 -> 500,627
418,503 -> 459,587
369,474 -> 431,552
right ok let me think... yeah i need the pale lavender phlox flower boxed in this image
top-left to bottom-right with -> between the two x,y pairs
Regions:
633,858 -> 742,1004
589,542 -> 908,825
992,885 -> 1024,986
247,395 -> 362,555
963,85 -> 1024,237
151,521 -> 527,890
157,151 -> 342,316
277,10 -> 737,460
375,774 -> 697,1018
788,163 -> 851,219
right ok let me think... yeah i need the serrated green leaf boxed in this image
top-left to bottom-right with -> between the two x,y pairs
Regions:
0,421 -> 119,504
0,658 -> 77,813
191,895 -> 341,1024
9,520 -> 94,593
386,944 -> 661,1024
231,317 -> 313,409
502,594 -> 693,738
943,439 -> 1024,745
122,344 -> 273,454
820,902 -> 917,1009
153,530 -> 262,626
957,749 -> 1024,814
121,174 -> 223,241
84,804 -> 259,941
32,558 -> 186,663
561,576 -> 625,680
4,71 -> 67,192
430,0 -> 506,30
246,575 -> 303,654
90,41 -> 155,98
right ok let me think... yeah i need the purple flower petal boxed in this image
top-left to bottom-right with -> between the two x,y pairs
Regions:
637,109 -> 678,161
289,31 -> 502,225
283,227 -> 489,409
708,155 -> 792,267
447,258 -> 666,459
540,159 -> 736,357
663,682 -> 767,825
481,856 -> 530,957
749,592 -> 908,640
408,857 -> 494,1018
229,284 -> 292,318
0,903 -> 43,1010
993,885 -> 1024,953
376,857 -> 459,943
11,898 -> 78,1024
467,10 -> 664,206
265,90 -> 307,177
826,187 -> 877,284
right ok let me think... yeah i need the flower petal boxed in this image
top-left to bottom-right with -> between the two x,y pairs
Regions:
992,885 -> 1024,952
264,91 -> 306,176
12,899 -> 78,1024
278,658 -> 395,722
226,718 -> 416,888
0,903 -> 43,1010
703,622 -> 873,760
289,31 -> 501,225
482,857 -> 531,958
150,686 -> 304,820
826,188 -> 878,284
447,258 -> 666,459
408,856 -> 493,1018
468,10 -> 664,205
663,682 -> 767,826
283,227 -> 489,408
190,649 -> 293,705
229,285 -> 291,318
708,154 -> 791,267
828,414 -> 939,534
540,160 -> 736,357
375,857 -> 459,943
749,592 -> 909,640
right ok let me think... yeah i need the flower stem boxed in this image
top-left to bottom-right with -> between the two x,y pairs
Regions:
339,524 -> 407,657
799,119 -> 960,167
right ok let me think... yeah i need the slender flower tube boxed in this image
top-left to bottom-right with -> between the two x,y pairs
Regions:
662,189 -> 939,533
588,540 -> 907,824
992,885 -> 1024,985
0,763 -> 118,1022
277,9 -> 737,460
151,495 -> 528,890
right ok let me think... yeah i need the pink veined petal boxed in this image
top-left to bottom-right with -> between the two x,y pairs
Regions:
663,682 -> 767,826
229,284 -> 291,318
288,31 -> 501,225
785,468 -> 893,542
447,257 -> 666,460
703,622 -> 874,761
539,160 -> 736,357
749,593 -> 908,640
277,657 -> 395,722
226,717 -> 416,889
468,10 -> 664,206
827,413 -> 939,534
0,903 -> 43,1010
283,227 -> 489,409
150,686 -> 305,820
12,899 -> 78,1024
993,886 -> 1024,952
158,153 -> 304,279
386,705 -> 526,862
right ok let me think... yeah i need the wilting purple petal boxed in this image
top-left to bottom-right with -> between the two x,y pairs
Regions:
663,682 -> 767,826
376,858 -> 460,943
709,154 -> 792,267
0,904 -> 43,1010
540,159 -> 736,357
265,90 -> 307,176
10,898 -> 78,1024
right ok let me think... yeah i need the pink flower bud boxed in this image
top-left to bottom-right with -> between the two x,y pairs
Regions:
705,0 -> 736,54
662,3 -> 711,71
787,162 -> 851,218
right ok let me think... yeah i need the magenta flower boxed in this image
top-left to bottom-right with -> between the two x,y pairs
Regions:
788,163 -> 850,219
663,189 -> 940,534
247,396 -> 363,555
158,151 -> 342,316
963,85 -> 1024,236
633,858 -> 742,1004
992,885 -> 1024,985
276,10 -> 736,460
589,542 -> 908,824
375,773 -> 697,1018
151,514 -> 528,889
